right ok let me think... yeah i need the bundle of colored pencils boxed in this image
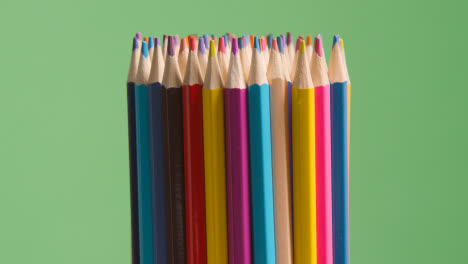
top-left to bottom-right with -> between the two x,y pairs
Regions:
126,32 -> 350,264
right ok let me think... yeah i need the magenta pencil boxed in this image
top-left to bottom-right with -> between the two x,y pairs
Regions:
224,37 -> 251,264
310,35 -> 332,264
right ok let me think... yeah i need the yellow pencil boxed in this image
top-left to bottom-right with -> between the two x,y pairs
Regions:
202,40 -> 228,264
292,40 -> 317,264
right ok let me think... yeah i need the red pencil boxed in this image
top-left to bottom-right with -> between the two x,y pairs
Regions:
182,37 -> 207,264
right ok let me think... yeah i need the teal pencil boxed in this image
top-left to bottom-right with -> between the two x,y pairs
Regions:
134,41 -> 155,264
247,36 -> 276,264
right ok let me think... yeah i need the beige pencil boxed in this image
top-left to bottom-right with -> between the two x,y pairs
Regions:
267,38 -> 293,264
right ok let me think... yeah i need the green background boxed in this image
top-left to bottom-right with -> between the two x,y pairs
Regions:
1,0 -> 466,263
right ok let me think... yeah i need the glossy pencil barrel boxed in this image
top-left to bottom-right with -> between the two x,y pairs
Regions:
224,88 -> 251,264
292,87 -> 317,264
182,83 -> 207,264
287,81 -> 293,217
135,84 -> 155,264
269,78 -> 293,264
126,82 -> 140,264
148,82 -> 168,264
247,83 -> 276,264
330,81 -> 349,264
202,88 -> 228,264
162,86 -> 186,264
314,84 -> 333,264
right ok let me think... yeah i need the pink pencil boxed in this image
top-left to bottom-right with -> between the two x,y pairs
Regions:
224,38 -> 251,264
310,35 -> 332,264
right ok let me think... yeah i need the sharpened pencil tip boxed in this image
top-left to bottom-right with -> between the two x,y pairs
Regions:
306,34 -> 312,45
144,36 -> 149,45
141,41 -> 149,58
333,34 -> 340,47
287,32 -> 293,45
254,36 -> 260,52
189,36 -> 196,52
277,36 -> 284,54
267,34 -> 273,49
203,35 -> 209,50
299,40 -> 306,54
218,37 -> 226,53
340,38 -> 345,51
209,40 -> 216,58
272,38 -> 278,52
168,36 -> 175,57
314,36 -> 324,57
179,37 -> 187,54
231,37 -> 239,55
198,38 -> 206,54
261,37 -> 267,51
133,37 -> 139,51
148,37 -> 154,49
238,37 -> 244,50
154,37 -> 160,47
136,32 -> 141,40
295,38 -> 302,52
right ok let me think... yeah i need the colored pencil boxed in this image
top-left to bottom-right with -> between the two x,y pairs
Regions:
247,37 -> 276,264
267,34 -> 273,50
290,36 -> 304,80
310,35 -> 333,264
306,34 -> 313,62
340,38 -> 351,172
162,36 -> 186,264
198,37 -> 208,77
329,35 -> 349,264
267,39 -> 293,264
126,36 -> 141,264
182,37 -> 207,264
279,35 -> 291,76
178,37 -> 189,78
135,41 -> 155,264
175,35 -> 180,55
286,32 -> 294,66
136,32 -> 142,51
277,37 -> 294,203
292,40 -> 317,264
203,40 -> 229,264
225,37 -> 251,264
267,38 -> 293,264
148,37 -> 168,264
203,35 -> 209,50
238,37 -> 250,81
261,37 -> 269,65
148,37 -> 154,62
217,37 -> 228,82
163,35 -> 168,60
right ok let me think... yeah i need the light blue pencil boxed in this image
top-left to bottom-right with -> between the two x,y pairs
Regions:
247,36 -> 276,264
134,41 -> 154,264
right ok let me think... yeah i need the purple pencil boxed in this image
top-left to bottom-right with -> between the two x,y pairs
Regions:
224,37 -> 251,264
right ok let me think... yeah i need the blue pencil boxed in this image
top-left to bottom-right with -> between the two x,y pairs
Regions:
147,37 -> 167,264
247,36 -> 276,264
329,35 -> 349,264
134,41 -> 155,264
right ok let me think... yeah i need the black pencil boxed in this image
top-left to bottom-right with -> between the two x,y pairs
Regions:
126,36 -> 140,264
162,35 -> 186,264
